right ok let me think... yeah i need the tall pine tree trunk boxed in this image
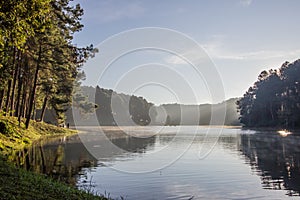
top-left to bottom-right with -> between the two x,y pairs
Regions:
40,96 -> 48,122
15,64 -> 23,117
25,45 -> 42,129
18,85 -> 27,124
19,57 -> 29,122
10,52 -> 20,116
0,89 -> 4,111
5,48 -> 16,116
4,79 -> 12,116
33,100 -> 36,120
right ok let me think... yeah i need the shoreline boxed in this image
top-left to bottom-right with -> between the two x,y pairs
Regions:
0,116 -> 107,200
0,116 -> 77,157
241,126 -> 300,133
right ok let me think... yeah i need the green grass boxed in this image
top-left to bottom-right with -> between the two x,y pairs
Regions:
0,158 -> 107,200
0,115 -> 76,157
0,116 -> 108,200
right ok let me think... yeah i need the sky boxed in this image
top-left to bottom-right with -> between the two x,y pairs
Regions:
72,0 -> 300,105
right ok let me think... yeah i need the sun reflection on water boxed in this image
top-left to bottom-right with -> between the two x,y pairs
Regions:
277,129 -> 292,137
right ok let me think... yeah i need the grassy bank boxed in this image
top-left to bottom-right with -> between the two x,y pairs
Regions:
0,116 -> 107,200
0,158 -> 106,200
0,115 -> 77,157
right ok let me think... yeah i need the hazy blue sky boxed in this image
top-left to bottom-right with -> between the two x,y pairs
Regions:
73,0 -> 300,105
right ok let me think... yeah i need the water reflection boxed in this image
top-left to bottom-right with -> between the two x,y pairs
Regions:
11,127 -> 300,198
13,135 -> 98,185
109,136 -> 156,154
13,133 -> 156,185
239,132 -> 300,196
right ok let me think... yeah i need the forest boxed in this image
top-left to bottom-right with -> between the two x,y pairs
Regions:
64,86 -> 239,126
237,59 -> 300,128
0,0 -> 97,129
2,1 -> 299,130
66,86 -> 153,126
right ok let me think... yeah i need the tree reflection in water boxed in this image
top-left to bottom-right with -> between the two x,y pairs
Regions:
12,133 -> 156,186
12,135 -> 98,185
239,132 -> 300,196
12,128 -> 300,197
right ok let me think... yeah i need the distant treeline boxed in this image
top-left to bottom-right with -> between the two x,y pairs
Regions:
66,86 -> 240,126
237,59 -> 300,128
0,0 -> 97,128
68,86 -> 153,126
157,98 -> 240,126
94,86 -> 153,126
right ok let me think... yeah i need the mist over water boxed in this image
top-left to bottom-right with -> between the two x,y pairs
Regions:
15,126 -> 300,199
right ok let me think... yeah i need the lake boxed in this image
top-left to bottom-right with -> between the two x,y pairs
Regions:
15,126 -> 300,199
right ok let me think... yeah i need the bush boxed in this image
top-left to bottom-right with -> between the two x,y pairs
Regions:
0,120 -> 14,136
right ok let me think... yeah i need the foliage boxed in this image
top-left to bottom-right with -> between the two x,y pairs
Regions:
0,115 -> 76,157
69,86 -> 240,126
0,0 -> 98,128
237,59 -> 300,128
94,86 -> 153,126
0,120 -> 14,135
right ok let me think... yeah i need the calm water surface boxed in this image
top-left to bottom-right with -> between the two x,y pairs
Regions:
16,126 -> 300,199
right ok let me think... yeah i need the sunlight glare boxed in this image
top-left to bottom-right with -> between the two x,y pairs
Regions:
277,129 -> 292,137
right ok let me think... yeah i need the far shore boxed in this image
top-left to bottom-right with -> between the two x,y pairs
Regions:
241,126 -> 300,133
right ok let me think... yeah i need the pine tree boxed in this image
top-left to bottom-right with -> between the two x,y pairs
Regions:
0,0 -> 98,128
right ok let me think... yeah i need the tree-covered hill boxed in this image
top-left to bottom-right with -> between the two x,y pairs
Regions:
151,98 -> 240,126
67,86 -> 153,126
237,59 -> 300,128
65,86 -> 240,126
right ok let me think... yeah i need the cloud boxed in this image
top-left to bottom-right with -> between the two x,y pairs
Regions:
165,55 -> 186,65
201,35 -> 300,61
165,33 -> 300,65
164,48 -> 210,65
239,0 -> 253,7
208,48 -> 300,61
84,1 -> 145,23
